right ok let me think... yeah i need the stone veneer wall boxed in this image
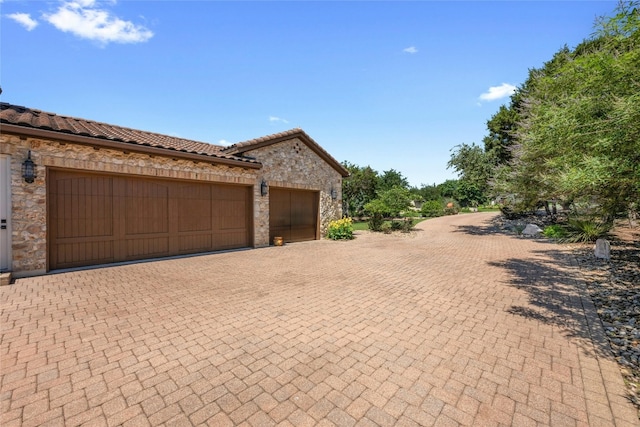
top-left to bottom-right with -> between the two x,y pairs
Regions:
246,137 -> 343,246
0,134 -> 259,277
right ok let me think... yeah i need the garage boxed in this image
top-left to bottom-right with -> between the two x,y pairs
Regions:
269,188 -> 319,244
2,102 -> 350,277
48,169 -> 252,270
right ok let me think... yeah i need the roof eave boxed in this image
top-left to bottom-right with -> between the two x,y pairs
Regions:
226,131 -> 349,177
1,123 -> 262,170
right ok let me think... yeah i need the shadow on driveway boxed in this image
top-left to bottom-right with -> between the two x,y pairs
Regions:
450,215 -> 609,357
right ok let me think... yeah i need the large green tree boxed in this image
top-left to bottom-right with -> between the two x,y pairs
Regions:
483,104 -> 520,165
414,183 -> 441,202
378,169 -> 409,192
437,179 -> 459,199
447,143 -> 494,205
341,161 -> 379,217
497,1 -> 640,219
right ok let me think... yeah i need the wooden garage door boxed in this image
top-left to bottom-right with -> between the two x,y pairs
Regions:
48,170 -> 251,270
269,188 -> 319,243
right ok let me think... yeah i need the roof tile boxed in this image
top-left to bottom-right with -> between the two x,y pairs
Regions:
0,103 -> 257,164
224,128 -> 350,177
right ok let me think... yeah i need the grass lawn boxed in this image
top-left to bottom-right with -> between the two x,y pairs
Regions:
353,218 -> 426,231
460,206 -> 501,213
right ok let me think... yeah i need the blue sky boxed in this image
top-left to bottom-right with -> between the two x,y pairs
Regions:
1,0 -> 616,187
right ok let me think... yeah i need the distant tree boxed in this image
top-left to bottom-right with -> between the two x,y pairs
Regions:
341,161 -> 379,217
416,183 -> 441,202
437,180 -> 459,199
447,143 -> 494,198
455,180 -> 486,207
378,169 -> 409,192
408,186 -> 424,202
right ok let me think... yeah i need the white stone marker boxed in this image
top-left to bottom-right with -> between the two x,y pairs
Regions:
522,224 -> 543,236
594,238 -> 611,260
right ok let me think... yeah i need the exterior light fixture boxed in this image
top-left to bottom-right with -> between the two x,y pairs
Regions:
22,150 -> 36,183
330,186 -> 337,200
260,179 -> 268,197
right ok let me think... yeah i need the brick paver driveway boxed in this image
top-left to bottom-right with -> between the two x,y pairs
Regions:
1,212 -> 638,426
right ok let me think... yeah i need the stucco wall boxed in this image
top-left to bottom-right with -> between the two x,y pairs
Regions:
0,134 -> 259,277
245,137 -> 343,245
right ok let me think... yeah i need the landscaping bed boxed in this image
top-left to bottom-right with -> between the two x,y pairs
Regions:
574,224 -> 640,413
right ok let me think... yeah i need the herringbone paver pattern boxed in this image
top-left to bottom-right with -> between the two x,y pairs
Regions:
1,213 -> 637,426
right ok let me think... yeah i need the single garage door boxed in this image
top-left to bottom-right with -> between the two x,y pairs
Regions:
269,188 -> 319,244
48,169 -> 252,270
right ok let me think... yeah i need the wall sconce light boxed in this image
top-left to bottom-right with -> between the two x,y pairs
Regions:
22,150 -> 37,183
330,186 -> 337,200
260,179 -> 268,197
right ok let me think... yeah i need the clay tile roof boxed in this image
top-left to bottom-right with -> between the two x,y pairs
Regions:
224,128 -> 349,177
0,102 -> 259,166
223,128 -> 306,152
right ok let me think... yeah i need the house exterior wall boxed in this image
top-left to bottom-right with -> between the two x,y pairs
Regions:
0,134 -> 259,277
245,137 -> 343,246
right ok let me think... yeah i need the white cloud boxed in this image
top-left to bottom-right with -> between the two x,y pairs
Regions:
8,13 -> 39,31
479,83 -> 517,102
269,116 -> 289,124
43,0 -> 153,45
218,139 -> 232,146
403,46 -> 418,54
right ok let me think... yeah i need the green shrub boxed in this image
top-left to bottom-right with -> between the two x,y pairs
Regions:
326,217 -> 354,240
378,186 -> 412,217
444,200 -> 459,215
403,210 -> 421,218
421,200 -> 444,218
390,221 -> 403,231
367,214 -> 384,232
364,187 -> 412,219
401,218 -> 414,233
500,205 -> 532,220
542,224 -> 567,239
381,222 -> 392,234
563,218 -> 611,243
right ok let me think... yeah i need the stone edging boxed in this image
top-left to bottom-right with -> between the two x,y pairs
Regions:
567,252 -> 640,425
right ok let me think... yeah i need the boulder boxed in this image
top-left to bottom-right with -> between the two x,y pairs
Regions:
594,238 -> 611,260
522,224 -> 543,236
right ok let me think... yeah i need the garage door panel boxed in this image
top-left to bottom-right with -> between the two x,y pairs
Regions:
49,170 -> 251,270
291,191 -> 316,227
270,188 -> 318,244
177,183 -> 212,232
218,200 -> 247,230
125,180 -> 169,235
290,225 -> 316,242
55,241 -> 115,269
215,186 -> 246,201
178,234 -> 213,252
215,230 -> 249,250
214,188 -> 249,231
53,176 -> 114,239
269,190 -> 290,229
126,237 -> 170,258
